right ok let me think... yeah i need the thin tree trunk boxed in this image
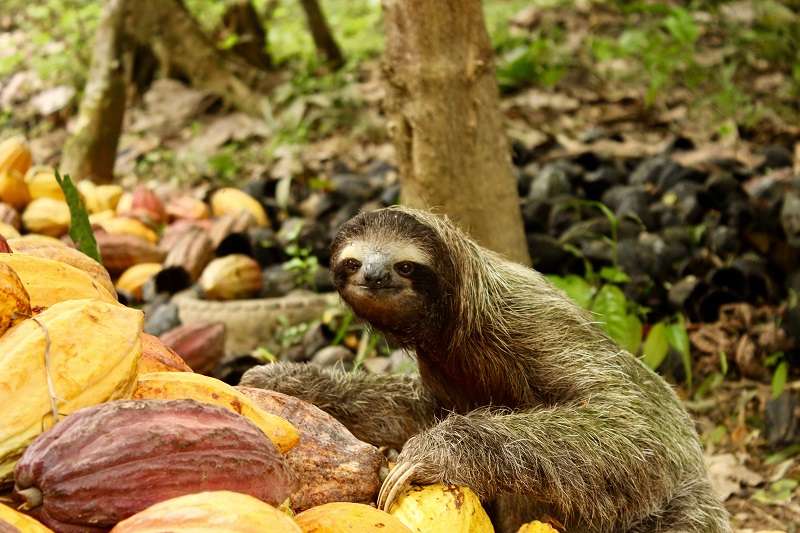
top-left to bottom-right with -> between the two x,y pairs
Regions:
299,0 -> 344,69
221,1 -> 272,70
381,0 -> 531,266
60,0 -> 128,185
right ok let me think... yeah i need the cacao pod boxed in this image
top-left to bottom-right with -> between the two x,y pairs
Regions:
8,238 -> 117,297
159,321 -> 226,374
516,521 -> 559,533
0,222 -> 21,239
210,187 -> 268,226
0,253 -> 120,309
92,232 -> 166,275
24,167 -> 64,202
0,169 -> 31,211
140,333 -> 194,374
294,502 -> 413,533
209,210 -> 258,248
110,491 -> 302,533
0,503 -> 55,533
12,399 -> 299,532
0,299 -> 143,484
21,198 -> 70,237
95,184 -> 124,212
199,254 -> 263,300
115,262 -> 163,300
123,186 -> 167,226
237,386 -> 384,511
162,225 -> 214,280
0,137 -> 33,177
134,372 -> 299,454
388,484 -> 494,533
98,217 -> 159,244
0,261 -> 31,336
0,201 -> 21,228
165,194 -> 210,222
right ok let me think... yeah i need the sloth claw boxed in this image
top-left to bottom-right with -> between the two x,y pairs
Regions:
378,461 -> 417,512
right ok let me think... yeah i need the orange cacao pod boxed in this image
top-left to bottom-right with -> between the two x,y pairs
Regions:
0,137 -> 33,177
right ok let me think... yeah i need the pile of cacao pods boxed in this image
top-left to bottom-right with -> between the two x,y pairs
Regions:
0,134 -> 561,533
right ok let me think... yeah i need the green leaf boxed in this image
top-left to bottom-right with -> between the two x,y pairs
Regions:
772,361 -> 788,398
664,315 -> 692,387
546,274 -> 596,309
599,266 -> 630,284
642,321 -> 669,370
592,284 -> 642,355
54,169 -> 101,264
763,444 -> 800,466
751,478 -> 798,505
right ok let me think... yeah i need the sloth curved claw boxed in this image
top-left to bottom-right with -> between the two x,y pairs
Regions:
378,461 -> 416,511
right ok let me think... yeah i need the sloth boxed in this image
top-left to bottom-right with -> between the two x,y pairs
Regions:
240,206 -> 731,533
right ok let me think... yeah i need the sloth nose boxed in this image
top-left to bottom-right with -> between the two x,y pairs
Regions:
363,263 -> 391,287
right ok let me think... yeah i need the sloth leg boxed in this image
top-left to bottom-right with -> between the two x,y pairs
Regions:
239,362 -> 438,449
378,406 -> 729,533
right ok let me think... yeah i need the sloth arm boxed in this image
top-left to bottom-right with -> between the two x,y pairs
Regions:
239,362 -> 438,449
383,401 -> 688,526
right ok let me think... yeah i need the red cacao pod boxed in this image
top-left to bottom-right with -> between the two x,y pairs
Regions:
12,399 -> 299,533
159,321 -> 227,374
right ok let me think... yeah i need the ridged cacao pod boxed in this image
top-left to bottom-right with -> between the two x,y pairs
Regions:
12,399 -> 300,532
93,232 -> 166,275
165,194 -> 210,222
140,333 -> 194,374
209,210 -> 259,248
199,254 -> 263,300
21,198 -> 70,237
516,521 -> 560,533
122,186 -> 167,226
24,167 -> 64,202
0,502 -> 55,533
98,217 -> 159,244
162,225 -> 214,280
0,137 -> 33,177
115,262 -> 163,300
0,299 -> 143,484
0,253 -> 119,309
110,491 -> 301,533
388,484 -> 494,533
0,261 -> 30,336
134,373 -> 299,455
294,502 -> 413,533
0,169 -> 31,211
236,386 -> 384,511
8,238 -> 117,297
159,321 -> 226,374
210,187 -> 268,226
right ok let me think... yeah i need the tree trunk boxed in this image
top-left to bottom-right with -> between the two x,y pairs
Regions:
221,1 -> 272,70
299,0 -> 345,69
60,0 -> 129,185
381,0 -> 531,266
128,0 -> 274,117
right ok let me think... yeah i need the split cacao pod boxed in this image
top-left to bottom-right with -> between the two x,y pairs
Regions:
8,238 -> 117,297
162,225 -> 214,281
210,187 -> 268,226
388,484 -> 494,533
110,491 -> 301,533
199,254 -> 263,300
134,372 -> 299,455
12,399 -> 300,532
236,386 -> 384,511
0,137 -> 33,177
294,502 -> 413,533
0,253 -> 120,309
140,333 -> 194,374
115,262 -> 163,300
0,299 -> 143,485
0,261 -> 31,336
159,321 -> 226,374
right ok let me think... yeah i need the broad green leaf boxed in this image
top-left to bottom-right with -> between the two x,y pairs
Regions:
641,321 -> 669,370
772,361 -> 788,399
592,284 -> 642,355
54,169 -> 101,264
599,266 -> 630,284
546,274 -> 596,309
664,315 -> 692,387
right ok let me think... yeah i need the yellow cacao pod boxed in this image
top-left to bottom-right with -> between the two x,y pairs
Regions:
133,371 -> 299,454
0,253 -> 120,309
0,261 -> 31,336
8,238 -> 117,297
516,521 -> 560,533
0,502 -> 55,533
0,222 -> 20,239
115,262 -> 163,300
294,502 -> 413,533
0,169 -> 31,211
210,187 -> 268,226
0,298 -> 143,484
0,137 -> 33,177
389,484 -> 494,533
199,254 -> 263,300
24,166 -> 64,201
111,491 -> 301,533
21,197 -> 71,237
99,216 -> 159,244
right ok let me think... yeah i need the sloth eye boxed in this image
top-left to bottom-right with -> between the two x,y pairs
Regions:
344,259 -> 361,272
395,261 -> 415,277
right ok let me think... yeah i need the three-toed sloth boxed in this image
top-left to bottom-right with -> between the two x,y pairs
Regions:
241,206 -> 730,533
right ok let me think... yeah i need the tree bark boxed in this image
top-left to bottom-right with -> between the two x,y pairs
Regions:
60,0 -> 129,185
128,0 -> 273,117
381,0 -> 531,266
221,1 -> 272,70
299,0 -> 345,69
